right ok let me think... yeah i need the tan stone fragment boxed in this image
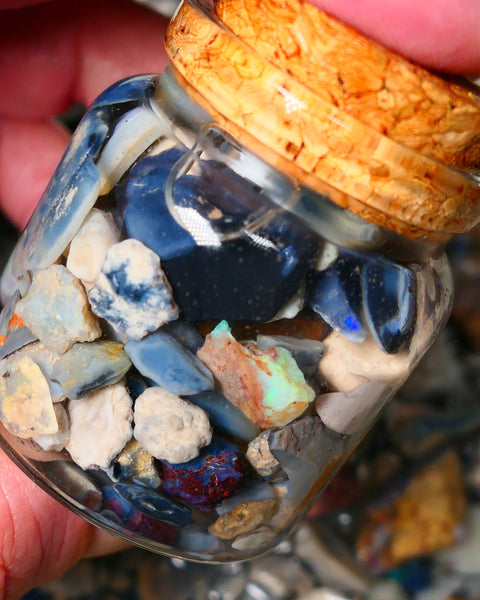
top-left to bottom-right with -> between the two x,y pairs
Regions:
0,355 -> 57,438
357,450 -> 466,568
209,499 -> 277,539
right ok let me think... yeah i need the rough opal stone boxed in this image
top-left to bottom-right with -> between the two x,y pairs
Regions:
8,75 -> 161,278
197,321 -> 315,428
256,334 -> 324,378
186,390 -> 260,442
0,294 -> 36,360
16,265 -> 101,354
208,498 -> 277,540
307,248 -> 417,353
125,331 -> 214,396
102,485 -> 178,542
103,483 -> 191,528
66,382 -> 133,470
109,438 -> 161,488
0,355 -> 57,438
133,387 -> 212,464
32,403 -> 69,452
362,259 -> 417,354
51,340 -> 132,400
88,238 -> 179,341
160,437 -> 246,512
307,250 -> 366,344
66,208 -> 120,285
118,149 -> 318,322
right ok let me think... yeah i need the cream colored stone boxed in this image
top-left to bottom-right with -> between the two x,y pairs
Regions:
66,208 -> 120,285
0,355 -> 57,438
134,387 -> 212,464
33,403 -> 70,452
319,331 -> 411,392
66,382 -> 133,470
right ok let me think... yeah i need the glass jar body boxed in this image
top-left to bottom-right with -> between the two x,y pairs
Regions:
0,68 -> 453,561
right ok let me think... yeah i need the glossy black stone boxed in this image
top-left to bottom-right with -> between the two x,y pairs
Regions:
362,259 -> 417,354
118,150 -> 318,322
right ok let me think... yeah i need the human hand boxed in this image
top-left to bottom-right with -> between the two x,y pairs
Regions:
0,0 -> 479,597
0,1 -> 169,598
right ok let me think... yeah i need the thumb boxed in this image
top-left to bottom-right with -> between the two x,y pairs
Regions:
0,450 -> 128,599
311,0 -> 480,75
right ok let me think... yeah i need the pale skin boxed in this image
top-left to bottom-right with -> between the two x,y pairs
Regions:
0,0 -> 479,597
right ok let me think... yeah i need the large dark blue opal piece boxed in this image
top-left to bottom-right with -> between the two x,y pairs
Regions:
307,248 -> 417,353
117,150 -> 318,322
160,437 -> 246,512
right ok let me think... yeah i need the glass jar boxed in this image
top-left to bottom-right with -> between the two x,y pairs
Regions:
0,0 -> 478,562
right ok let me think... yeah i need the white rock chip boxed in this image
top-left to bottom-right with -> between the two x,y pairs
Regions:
88,239 -> 179,341
16,265 -> 101,354
0,355 -> 57,438
315,381 -> 390,435
134,387 -> 212,464
66,208 -> 120,285
33,403 -> 70,452
66,382 -> 133,470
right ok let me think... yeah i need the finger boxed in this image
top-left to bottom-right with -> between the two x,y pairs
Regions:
0,0 -> 168,227
0,450 -> 128,599
0,0 -> 169,120
311,0 -> 480,74
0,118 -> 70,229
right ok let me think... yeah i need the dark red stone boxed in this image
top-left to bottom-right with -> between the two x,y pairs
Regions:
160,437 -> 247,512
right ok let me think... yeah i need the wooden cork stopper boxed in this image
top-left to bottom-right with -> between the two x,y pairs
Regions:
166,0 -> 480,239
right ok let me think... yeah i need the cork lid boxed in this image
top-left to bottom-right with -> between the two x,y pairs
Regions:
166,0 -> 480,240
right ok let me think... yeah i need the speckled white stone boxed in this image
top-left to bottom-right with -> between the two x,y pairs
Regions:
16,265 -> 101,354
66,382 -> 133,470
66,208 -> 120,285
88,239 -> 179,341
134,387 -> 212,464
33,403 -> 70,452
315,381 -> 390,435
0,355 -> 57,438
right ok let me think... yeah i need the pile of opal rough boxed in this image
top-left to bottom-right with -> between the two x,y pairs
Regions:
0,76 -> 428,558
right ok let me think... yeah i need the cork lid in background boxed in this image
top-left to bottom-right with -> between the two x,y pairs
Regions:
166,0 -> 480,240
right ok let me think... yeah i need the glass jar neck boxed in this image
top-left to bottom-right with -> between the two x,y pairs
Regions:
152,66 -> 447,263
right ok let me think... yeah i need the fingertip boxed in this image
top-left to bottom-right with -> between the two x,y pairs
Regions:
310,0 -> 480,74
0,118 -> 70,230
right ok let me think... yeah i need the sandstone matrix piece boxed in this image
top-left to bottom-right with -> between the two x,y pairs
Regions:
133,386 -> 212,464
66,382 -> 133,470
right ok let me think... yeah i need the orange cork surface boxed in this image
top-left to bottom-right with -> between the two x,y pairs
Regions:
166,0 -> 480,239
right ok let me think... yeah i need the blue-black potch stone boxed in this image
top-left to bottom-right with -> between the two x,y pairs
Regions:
103,482 -> 191,529
117,150 -> 318,322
